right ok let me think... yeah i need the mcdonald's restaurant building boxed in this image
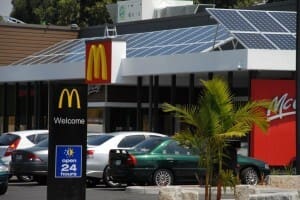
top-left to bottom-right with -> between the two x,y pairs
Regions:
0,0 -> 297,167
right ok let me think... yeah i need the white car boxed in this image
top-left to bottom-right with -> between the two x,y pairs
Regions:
0,130 -> 48,181
86,131 -> 167,187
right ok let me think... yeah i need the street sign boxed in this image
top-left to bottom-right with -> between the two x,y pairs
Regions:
48,83 -> 87,200
55,145 -> 82,178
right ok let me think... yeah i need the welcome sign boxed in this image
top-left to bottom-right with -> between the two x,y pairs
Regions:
48,83 -> 87,200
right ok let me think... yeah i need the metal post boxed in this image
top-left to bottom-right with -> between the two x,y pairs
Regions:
296,0 -> 300,175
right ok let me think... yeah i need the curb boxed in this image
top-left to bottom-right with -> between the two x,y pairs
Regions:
126,185 -> 235,195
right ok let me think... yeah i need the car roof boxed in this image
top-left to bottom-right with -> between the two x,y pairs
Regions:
3,130 -> 48,136
106,131 -> 167,137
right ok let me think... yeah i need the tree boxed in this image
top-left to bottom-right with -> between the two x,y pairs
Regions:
162,77 -> 271,200
10,0 -> 116,26
193,0 -> 264,8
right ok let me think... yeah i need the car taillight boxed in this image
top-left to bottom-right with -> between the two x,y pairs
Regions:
4,138 -> 21,156
87,150 -> 94,158
27,153 -> 42,161
126,154 -> 137,167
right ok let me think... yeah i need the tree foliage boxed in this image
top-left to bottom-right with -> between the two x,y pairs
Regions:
10,0 -> 116,26
193,0 -> 264,8
162,76 -> 271,200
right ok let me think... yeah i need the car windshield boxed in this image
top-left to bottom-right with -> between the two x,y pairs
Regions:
133,138 -> 168,153
87,134 -> 114,146
36,139 -> 48,147
0,133 -> 20,145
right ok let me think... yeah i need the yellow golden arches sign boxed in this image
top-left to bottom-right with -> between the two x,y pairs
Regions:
85,41 -> 111,84
58,89 -> 81,109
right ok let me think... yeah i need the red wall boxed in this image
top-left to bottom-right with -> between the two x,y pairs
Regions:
251,79 -> 295,166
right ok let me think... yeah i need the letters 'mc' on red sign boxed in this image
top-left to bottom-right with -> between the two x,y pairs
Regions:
251,79 -> 295,167
85,40 -> 112,84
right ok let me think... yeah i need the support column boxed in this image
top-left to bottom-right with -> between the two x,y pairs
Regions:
296,0 -> 300,174
34,82 -> 41,129
153,76 -> 159,132
208,72 -> 213,80
170,75 -> 176,135
136,77 -> 142,131
148,76 -> 153,131
2,84 -> 8,133
26,82 -> 32,129
188,74 -> 195,105
15,83 -> 20,131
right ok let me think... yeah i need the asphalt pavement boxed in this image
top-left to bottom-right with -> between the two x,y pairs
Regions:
3,178 -> 235,200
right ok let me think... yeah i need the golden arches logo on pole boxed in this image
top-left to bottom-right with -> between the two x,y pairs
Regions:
58,89 -> 81,109
86,44 -> 108,82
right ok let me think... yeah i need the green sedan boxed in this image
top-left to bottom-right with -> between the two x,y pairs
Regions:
109,137 -> 270,186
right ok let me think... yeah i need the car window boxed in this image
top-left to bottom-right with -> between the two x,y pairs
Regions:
0,133 -> 20,145
134,138 -> 166,153
34,134 -> 48,144
118,135 -> 145,148
163,141 -> 192,155
36,139 -> 48,147
87,135 -> 114,146
149,135 -> 163,138
27,134 -> 36,144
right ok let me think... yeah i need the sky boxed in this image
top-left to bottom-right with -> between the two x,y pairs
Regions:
0,0 -> 13,16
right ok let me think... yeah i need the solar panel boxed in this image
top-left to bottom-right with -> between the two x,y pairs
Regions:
240,11 -> 286,32
126,25 -> 232,57
10,24 -> 232,66
207,8 -> 296,50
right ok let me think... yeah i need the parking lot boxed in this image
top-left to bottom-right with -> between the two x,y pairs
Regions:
1,178 -> 158,200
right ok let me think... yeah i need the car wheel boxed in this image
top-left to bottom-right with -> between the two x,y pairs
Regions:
153,169 -> 174,186
17,175 -> 33,182
240,167 -> 259,185
0,182 -> 8,195
103,166 -> 121,187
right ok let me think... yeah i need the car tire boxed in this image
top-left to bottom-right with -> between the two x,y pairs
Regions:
153,169 -> 174,186
103,166 -> 121,188
240,167 -> 259,185
17,175 -> 33,182
0,182 -> 8,195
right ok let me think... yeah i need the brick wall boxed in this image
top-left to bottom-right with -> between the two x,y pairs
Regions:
0,23 -> 78,66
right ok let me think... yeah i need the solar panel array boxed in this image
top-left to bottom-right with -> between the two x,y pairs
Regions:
207,8 -> 296,50
11,24 -> 232,66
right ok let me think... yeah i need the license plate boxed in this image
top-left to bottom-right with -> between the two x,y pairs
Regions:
115,160 -> 121,166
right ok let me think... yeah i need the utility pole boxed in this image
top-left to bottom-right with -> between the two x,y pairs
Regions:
296,0 -> 300,175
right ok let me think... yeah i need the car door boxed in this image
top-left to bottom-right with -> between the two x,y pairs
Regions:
159,141 -> 200,183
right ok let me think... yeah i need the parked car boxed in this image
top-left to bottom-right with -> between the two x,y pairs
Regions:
10,138 -> 49,184
108,137 -> 270,186
9,133 -> 103,185
86,131 -> 167,187
0,130 -> 48,182
0,158 -> 9,195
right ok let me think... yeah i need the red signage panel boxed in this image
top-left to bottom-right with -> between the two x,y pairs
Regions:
251,79 -> 295,166
85,40 -> 112,84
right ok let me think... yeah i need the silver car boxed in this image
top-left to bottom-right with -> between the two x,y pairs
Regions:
0,130 -> 48,182
86,131 -> 167,187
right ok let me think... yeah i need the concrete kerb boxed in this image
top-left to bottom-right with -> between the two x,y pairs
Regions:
126,185 -> 235,195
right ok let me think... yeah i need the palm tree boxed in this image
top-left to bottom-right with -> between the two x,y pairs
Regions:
162,76 -> 271,200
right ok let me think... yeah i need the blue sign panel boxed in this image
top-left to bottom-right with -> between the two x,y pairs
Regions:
55,145 -> 82,178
